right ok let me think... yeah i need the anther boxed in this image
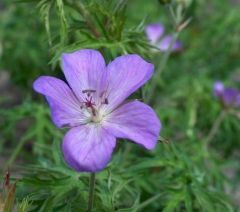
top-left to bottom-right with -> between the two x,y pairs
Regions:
103,98 -> 108,104
82,89 -> 96,97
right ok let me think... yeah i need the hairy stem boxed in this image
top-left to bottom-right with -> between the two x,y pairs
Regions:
87,173 -> 96,212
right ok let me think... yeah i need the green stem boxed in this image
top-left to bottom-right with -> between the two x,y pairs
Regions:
140,87 -> 145,101
146,31 -> 179,104
146,4 -> 185,104
204,110 -> 227,150
136,193 -> 162,210
66,1 -> 100,38
4,132 -> 32,170
87,173 -> 96,212
5,139 -> 26,169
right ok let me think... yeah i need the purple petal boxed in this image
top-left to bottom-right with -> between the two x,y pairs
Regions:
61,49 -> 107,100
104,100 -> 161,150
236,95 -> 240,107
104,54 -> 154,112
158,35 -> 182,52
33,76 -> 86,128
222,88 -> 240,107
62,125 -> 116,172
213,81 -> 224,97
145,23 -> 165,43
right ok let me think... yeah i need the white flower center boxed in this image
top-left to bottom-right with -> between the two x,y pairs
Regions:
80,89 -> 108,124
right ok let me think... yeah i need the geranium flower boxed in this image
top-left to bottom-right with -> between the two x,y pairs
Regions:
213,81 -> 240,108
33,49 -> 161,172
145,23 -> 182,52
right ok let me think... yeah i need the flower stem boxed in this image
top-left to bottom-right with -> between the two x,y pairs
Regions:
146,31 -> 179,104
87,173 -> 96,212
140,87 -> 145,101
146,4 -> 182,104
4,132 -> 31,170
204,110 -> 227,150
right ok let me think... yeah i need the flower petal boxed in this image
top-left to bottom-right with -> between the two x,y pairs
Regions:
213,81 -> 224,97
104,100 -> 161,150
62,124 -> 116,172
61,49 -> 107,100
33,76 -> 86,128
236,95 -> 240,107
145,23 -> 165,44
104,55 -> 154,112
222,88 -> 240,107
158,35 -> 182,52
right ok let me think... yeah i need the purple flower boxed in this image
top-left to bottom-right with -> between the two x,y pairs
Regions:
213,81 -> 240,108
33,49 -> 161,172
145,23 -> 182,52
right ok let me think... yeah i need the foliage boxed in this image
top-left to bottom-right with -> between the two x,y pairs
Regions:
0,0 -> 240,211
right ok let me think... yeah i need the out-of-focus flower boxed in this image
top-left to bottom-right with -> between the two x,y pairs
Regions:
145,23 -> 182,52
33,49 -> 161,172
213,81 -> 240,108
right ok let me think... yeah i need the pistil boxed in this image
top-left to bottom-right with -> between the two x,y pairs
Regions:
81,89 -> 109,123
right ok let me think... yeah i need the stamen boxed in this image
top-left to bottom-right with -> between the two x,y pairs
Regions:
80,90 -> 97,116
82,89 -> 96,93
103,98 -> 108,104
82,89 -> 96,97
99,90 -> 109,105
99,91 -> 105,98
91,107 -> 96,116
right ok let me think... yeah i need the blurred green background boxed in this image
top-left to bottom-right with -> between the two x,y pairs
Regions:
0,0 -> 240,211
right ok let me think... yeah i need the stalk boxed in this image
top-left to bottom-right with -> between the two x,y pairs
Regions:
204,110 -> 227,151
87,173 -> 96,212
146,4 -> 183,104
146,31 -> 179,104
